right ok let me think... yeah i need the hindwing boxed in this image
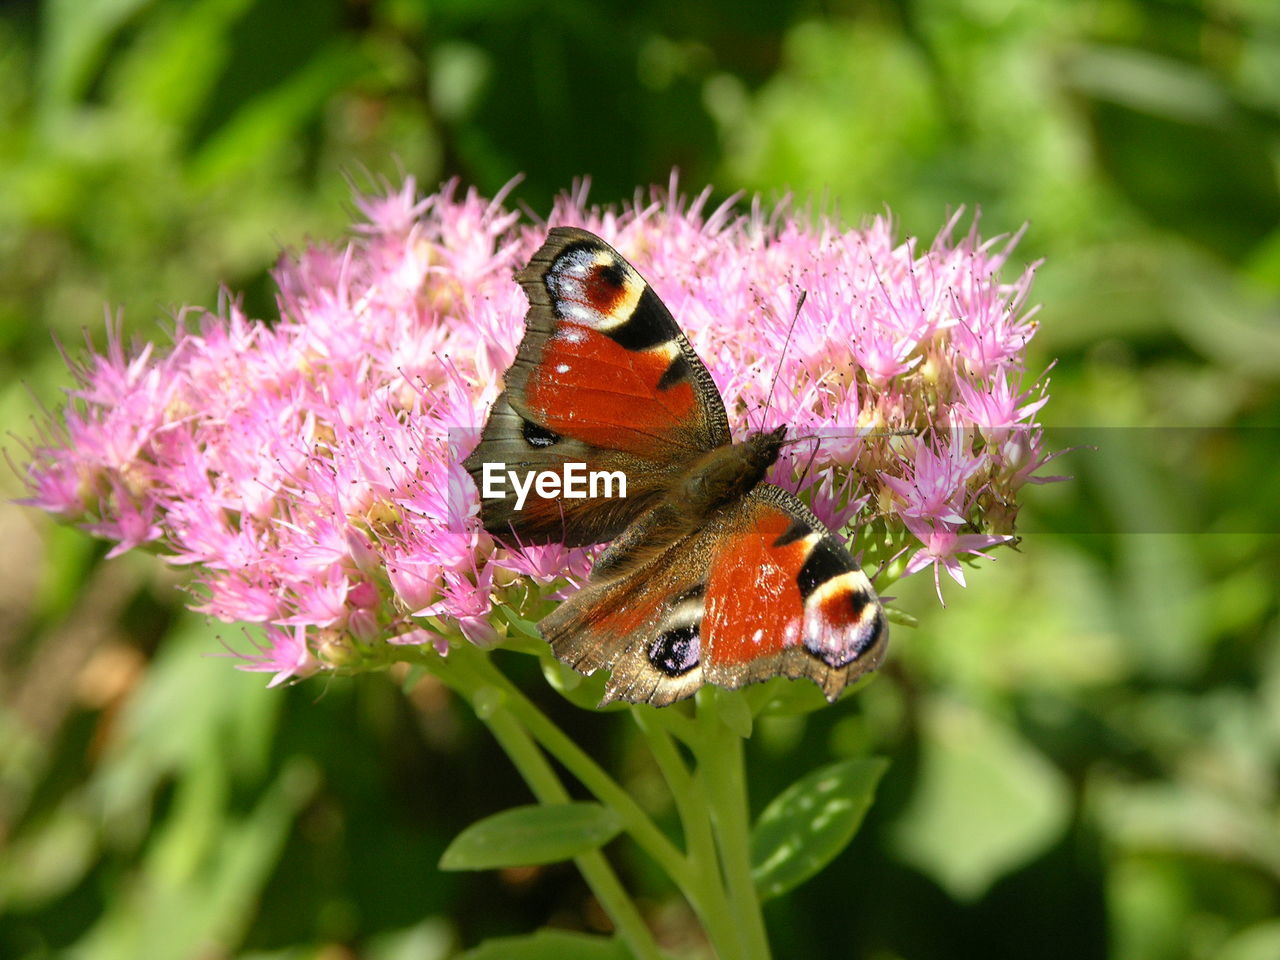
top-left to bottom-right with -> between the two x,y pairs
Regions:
541,484 -> 888,706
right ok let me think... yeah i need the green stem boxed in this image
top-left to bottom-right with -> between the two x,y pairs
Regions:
418,642 -> 774,960
459,646 -> 760,960
631,707 -> 743,960
459,647 -> 690,883
435,650 -> 665,960
693,690 -> 772,960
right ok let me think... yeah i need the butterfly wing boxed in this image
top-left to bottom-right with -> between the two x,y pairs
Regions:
542,483 -> 887,706
464,227 -> 730,546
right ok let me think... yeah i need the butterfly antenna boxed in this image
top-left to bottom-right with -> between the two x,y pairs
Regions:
866,427 -> 917,439
793,435 -> 823,492
778,426 -> 915,452
760,289 -> 807,429
779,432 -> 822,448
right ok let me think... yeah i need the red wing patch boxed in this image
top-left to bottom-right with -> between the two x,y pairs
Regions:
702,490 -> 885,682
702,508 -> 807,666
509,227 -> 730,456
464,227 -> 730,547
539,485 -> 887,708
526,322 -> 697,455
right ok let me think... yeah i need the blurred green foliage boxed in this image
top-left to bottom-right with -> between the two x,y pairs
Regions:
2,0 -> 1278,958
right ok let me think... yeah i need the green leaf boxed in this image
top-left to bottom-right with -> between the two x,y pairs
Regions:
109,0 -> 256,129
31,522 -> 100,623
884,605 -> 918,628
0,802 -> 97,909
539,655 -> 582,693
497,602 -> 543,641
64,756 -> 317,960
891,697 -> 1071,900
439,803 -> 622,871
751,757 -> 888,900
458,929 -> 631,960
1090,779 -> 1280,879
39,0 -> 155,112
363,918 -> 454,960
189,41 -> 371,186
96,615 -> 281,820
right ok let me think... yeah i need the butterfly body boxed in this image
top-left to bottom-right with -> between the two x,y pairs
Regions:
464,227 -> 886,706
674,426 -> 787,516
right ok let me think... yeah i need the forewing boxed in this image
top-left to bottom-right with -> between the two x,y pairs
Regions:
462,391 -> 662,546
465,227 -> 730,546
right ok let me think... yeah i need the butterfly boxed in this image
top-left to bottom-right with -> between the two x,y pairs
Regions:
463,227 -> 887,706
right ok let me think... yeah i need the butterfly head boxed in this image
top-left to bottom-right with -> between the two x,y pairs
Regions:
743,424 -> 788,475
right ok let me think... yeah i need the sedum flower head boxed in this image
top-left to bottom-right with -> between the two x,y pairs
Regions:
20,176 -> 1054,685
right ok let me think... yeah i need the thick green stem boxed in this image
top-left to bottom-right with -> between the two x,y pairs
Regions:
693,690 -> 773,960
434,650 -> 665,960
482,714 -> 662,960
417,643 -> 775,960
458,648 -> 689,883
631,707 -> 743,960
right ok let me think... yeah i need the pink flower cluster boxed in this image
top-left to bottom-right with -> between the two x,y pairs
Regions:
20,176 -> 1054,684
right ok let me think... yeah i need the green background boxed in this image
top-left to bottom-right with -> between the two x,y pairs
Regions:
2,1 -> 1278,958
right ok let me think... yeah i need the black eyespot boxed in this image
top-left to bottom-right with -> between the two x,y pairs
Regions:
864,608 -> 886,653
803,637 -> 859,668
596,259 -> 627,290
648,624 -> 700,677
522,419 -> 561,448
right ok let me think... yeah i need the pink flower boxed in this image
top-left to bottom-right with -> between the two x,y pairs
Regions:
951,369 -> 1050,448
902,516 -> 1013,605
352,174 -> 433,237
21,175 -> 1055,685
238,624 -> 319,688
415,558 -> 500,647
880,432 -> 984,525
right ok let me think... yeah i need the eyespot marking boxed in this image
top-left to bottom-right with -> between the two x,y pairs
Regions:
522,419 -> 561,448
648,623 -> 701,677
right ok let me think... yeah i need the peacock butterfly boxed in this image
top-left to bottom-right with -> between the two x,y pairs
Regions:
463,227 -> 886,706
